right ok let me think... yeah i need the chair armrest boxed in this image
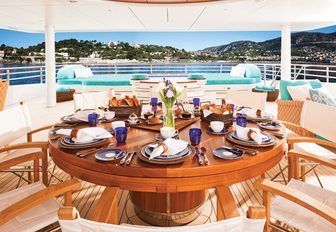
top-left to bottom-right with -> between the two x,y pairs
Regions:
58,207 -> 78,220
254,178 -> 336,225
0,179 -> 81,226
0,152 -> 41,171
288,150 -> 336,170
287,136 -> 336,149
0,141 -> 48,153
247,206 -> 265,219
278,120 -> 314,137
27,125 -> 53,142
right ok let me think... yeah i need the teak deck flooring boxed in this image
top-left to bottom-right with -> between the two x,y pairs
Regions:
1,158 -> 335,231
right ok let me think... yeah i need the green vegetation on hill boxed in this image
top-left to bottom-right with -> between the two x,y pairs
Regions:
1,31 -> 336,64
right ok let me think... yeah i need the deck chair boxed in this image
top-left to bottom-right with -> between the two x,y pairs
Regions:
0,102 -> 53,186
0,149 -> 81,232
282,100 -> 336,187
226,91 -> 267,110
73,90 -> 112,111
254,146 -> 336,232
59,187 -> 266,232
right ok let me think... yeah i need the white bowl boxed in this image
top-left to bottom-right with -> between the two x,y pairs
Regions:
210,121 -> 224,133
104,111 -> 115,120
111,121 -> 125,130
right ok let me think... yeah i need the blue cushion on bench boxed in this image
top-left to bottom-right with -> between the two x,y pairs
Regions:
57,65 -> 86,80
255,85 -> 276,91
280,79 -> 323,100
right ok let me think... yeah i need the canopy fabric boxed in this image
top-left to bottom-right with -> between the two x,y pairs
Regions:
0,0 -> 335,33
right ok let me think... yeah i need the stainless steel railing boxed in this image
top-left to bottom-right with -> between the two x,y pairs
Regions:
1,62 -> 336,85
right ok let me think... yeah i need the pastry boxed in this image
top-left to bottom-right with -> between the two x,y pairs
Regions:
125,95 -> 134,106
132,95 -> 140,106
175,108 -> 183,117
256,109 -> 262,117
211,107 -> 223,115
144,111 -> 153,119
200,104 -> 210,110
110,97 -> 118,107
148,117 -> 161,124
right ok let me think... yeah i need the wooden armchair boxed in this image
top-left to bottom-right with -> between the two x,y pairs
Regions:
0,150 -> 81,231
59,187 -> 266,232
254,149 -> 336,232
0,102 -> 53,185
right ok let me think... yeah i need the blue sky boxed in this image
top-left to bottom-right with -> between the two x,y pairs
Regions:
0,25 -> 335,51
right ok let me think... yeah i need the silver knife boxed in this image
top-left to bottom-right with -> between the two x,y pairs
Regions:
125,151 -> 136,165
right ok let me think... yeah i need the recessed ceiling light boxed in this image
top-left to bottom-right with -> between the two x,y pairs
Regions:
69,0 -> 78,3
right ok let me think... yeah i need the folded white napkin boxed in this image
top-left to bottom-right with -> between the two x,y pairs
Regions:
56,127 -> 112,143
149,138 -> 188,160
73,110 -> 95,122
202,109 -> 213,118
236,125 -> 265,144
238,108 -> 272,118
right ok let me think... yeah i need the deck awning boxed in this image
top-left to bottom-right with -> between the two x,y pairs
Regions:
0,0 -> 335,33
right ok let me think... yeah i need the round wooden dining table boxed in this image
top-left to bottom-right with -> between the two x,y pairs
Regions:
49,119 -> 286,226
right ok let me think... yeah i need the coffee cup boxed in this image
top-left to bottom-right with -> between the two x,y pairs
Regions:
160,127 -> 178,139
111,121 -> 125,130
210,121 -> 224,133
104,111 -> 115,120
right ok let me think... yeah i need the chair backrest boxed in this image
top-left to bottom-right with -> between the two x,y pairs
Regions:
226,91 -> 267,110
59,214 -> 265,232
0,102 -> 32,147
73,91 -> 110,111
300,100 -> 336,142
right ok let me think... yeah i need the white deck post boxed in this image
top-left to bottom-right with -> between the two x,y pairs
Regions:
45,25 -> 56,107
281,25 -> 291,80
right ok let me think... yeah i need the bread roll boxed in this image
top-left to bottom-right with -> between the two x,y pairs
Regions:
110,97 -> 118,107
125,95 -> 134,106
149,117 -> 161,124
132,95 -> 140,106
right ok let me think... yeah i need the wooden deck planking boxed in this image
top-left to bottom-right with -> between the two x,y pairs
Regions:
1,158 -> 336,228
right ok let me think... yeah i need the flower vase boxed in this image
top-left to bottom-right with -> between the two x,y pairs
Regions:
164,106 -> 175,128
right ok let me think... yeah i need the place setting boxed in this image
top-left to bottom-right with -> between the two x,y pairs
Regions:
206,121 -> 227,135
236,107 -> 273,122
138,125 -> 194,165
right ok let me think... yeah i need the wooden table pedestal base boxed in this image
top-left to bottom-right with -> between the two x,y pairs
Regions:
130,190 -> 207,226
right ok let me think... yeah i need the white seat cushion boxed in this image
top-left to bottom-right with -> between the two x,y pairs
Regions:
0,148 -> 42,167
60,215 -> 265,232
0,182 -> 61,232
271,179 -> 336,232
295,142 -> 336,160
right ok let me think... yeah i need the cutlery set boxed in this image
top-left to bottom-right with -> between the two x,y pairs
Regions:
120,151 -> 136,165
195,146 -> 210,165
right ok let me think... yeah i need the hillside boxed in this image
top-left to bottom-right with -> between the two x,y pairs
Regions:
200,32 -> 336,63
1,31 -> 336,64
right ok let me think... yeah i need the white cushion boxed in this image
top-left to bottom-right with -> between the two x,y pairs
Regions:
74,68 -> 93,78
0,182 -> 61,232
295,142 -> 336,160
287,84 -> 312,101
60,215 -> 265,232
73,91 -> 109,111
0,148 -> 41,166
271,179 -> 336,232
230,66 -> 246,78
0,103 -> 32,147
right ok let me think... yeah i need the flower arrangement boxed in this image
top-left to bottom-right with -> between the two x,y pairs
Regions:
159,79 -> 181,128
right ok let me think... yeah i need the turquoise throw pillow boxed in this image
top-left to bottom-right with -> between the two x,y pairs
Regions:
280,80 -> 322,100
57,65 -> 86,80
132,74 -> 148,79
189,74 -> 205,79
255,85 -> 275,91
309,88 -> 336,106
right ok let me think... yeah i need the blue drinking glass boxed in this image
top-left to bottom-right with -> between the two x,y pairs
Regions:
115,126 -> 128,144
88,113 -> 99,127
193,98 -> 200,107
189,128 -> 202,145
236,116 -> 247,127
150,97 -> 158,106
